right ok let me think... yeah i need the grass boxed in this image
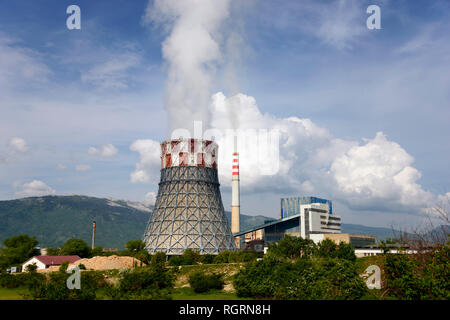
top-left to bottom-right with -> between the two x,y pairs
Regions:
170,287 -> 250,300
0,287 -> 27,300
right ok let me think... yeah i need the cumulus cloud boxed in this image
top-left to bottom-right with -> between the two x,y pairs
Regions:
14,180 -> 56,198
9,137 -> 28,153
130,92 -> 441,214
88,144 -> 118,157
330,132 -> 435,211
75,164 -> 91,172
129,139 -> 161,183
143,191 -> 157,206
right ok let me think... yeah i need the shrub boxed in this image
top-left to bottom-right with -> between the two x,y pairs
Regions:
233,257 -> 367,300
0,272 -> 45,289
106,263 -> 176,300
200,254 -> 215,264
25,263 -> 38,273
384,245 -> 450,300
188,271 -> 224,293
24,270 -> 107,300
213,250 -> 232,264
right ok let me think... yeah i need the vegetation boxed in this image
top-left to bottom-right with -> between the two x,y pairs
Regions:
233,236 -> 365,300
0,234 -> 39,271
384,244 -> 449,300
188,271 -> 225,293
104,263 -> 176,300
60,238 -> 91,258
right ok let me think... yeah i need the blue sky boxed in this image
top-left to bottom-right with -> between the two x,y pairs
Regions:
0,0 -> 449,229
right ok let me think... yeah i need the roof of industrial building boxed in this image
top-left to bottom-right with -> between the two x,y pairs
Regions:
233,214 -> 300,237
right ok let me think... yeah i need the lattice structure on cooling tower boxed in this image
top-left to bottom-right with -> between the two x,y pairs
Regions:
143,139 -> 236,255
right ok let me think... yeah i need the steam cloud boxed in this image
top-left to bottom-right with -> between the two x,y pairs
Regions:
144,0 -> 231,134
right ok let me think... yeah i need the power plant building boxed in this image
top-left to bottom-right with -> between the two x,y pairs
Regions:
234,196 -> 342,244
142,139 -> 236,255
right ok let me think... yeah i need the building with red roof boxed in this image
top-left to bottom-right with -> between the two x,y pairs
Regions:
22,255 -> 81,271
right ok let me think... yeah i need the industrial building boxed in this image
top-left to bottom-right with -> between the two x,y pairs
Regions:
234,196 -> 376,249
142,138 -> 236,255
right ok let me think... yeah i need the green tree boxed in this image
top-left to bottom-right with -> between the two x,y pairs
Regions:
90,246 -> 103,257
25,263 -> 38,273
267,235 -> 316,259
0,234 -> 39,270
315,239 -> 338,258
181,249 -> 200,265
125,240 -> 145,252
45,247 -> 61,256
336,241 -> 356,261
60,238 -> 90,258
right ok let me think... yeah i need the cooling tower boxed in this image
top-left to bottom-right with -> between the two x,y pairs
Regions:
143,138 -> 236,255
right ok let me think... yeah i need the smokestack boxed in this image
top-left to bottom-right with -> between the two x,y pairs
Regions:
231,137 -> 240,248
91,220 -> 96,250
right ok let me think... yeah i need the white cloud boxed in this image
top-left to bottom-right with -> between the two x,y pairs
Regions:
0,31 -> 50,89
143,191 -> 157,206
75,164 -> 91,172
130,91 -> 440,215
9,137 -> 28,153
81,52 -> 142,89
14,180 -> 56,198
88,144 -> 118,157
330,132 -> 435,210
129,139 -> 161,183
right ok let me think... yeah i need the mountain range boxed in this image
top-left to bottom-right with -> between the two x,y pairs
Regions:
0,195 -> 416,248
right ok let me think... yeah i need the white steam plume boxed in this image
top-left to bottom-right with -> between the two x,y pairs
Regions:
144,0 -> 231,135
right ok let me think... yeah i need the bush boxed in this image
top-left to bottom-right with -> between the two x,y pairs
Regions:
233,257 -> 367,300
188,271 -> 224,293
24,270 -> 107,300
0,272 -> 45,289
384,245 -> 450,300
200,254 -> 215,264
106,263 -> 176,300
167,249 -> 202,266
212,250 -> 259,264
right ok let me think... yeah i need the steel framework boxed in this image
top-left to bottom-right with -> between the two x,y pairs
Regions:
143,166 -> 236,255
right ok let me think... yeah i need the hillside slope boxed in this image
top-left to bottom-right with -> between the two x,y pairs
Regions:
0,196 -> 151,249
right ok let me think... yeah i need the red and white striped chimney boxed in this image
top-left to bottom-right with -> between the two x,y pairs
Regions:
231,141 -> 240,248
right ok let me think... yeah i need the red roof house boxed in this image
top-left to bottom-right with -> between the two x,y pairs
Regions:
22,255 -> 81,271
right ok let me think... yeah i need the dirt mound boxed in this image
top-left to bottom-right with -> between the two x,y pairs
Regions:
71,255 -> 145,270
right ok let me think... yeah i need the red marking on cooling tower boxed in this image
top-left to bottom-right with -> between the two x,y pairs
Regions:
179,152 -> 188,166
160,139 -> 219,169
